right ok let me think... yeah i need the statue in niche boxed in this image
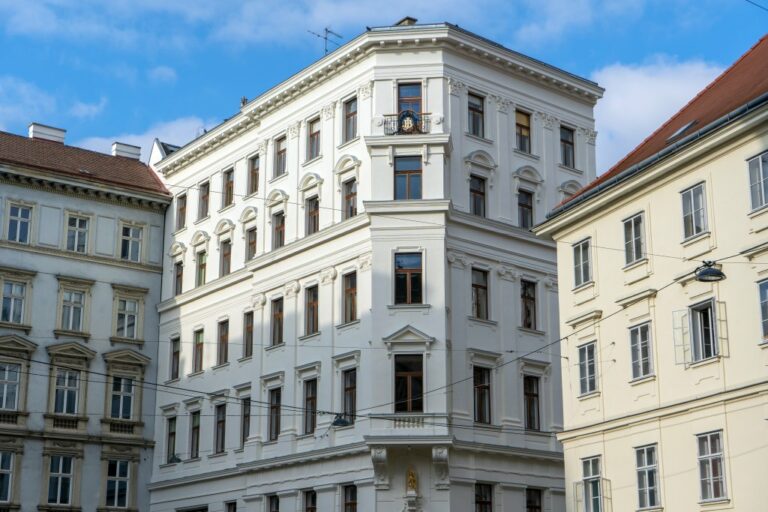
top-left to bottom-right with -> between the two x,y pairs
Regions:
406,467 -> 418,495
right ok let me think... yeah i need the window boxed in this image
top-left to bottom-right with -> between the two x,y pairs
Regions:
398,83 -> 422,113
268,495 -> 280,512
222,168 -> 234,207
1,281 -> 25,324
630,323 -> 653,379
761,281 -> 768,343
473,366 -> 491,424
110,376 -> 133,420
518,190 -> 534,229
54,369 -> 79,414
343,368 -> 356,424
271,298 -> 284,346
394,354 -> 423,413
170,337 -> 180,380
690,300 -> 717,362
274,136 -> 287,177
343,179 -> 357,219
521,280 -> 537,330
226,503 -> 237,512
469,176 -> 486,217
394,253 -> 422,305
344,97 -> 358,142
624,214 -> 644,264
214,403 -> 226,454
198,181 -> 210,219
166,417 -> 177,463
175,195 -> 187,231
120,225 -> 142,262
220,240 -> 232,276
516,111 -> 531,153
748,150 -> 768,210
243,311 -> 254,358
636,445 -> 659,509
471,269 -> 489,320
196,251 -> 207,286
7,204 -> 31,244
698,431 -> 726,501
573,239 -> 592,287
343,485 -> 357,512
304,490 -> 317,512
47,455 -> 73,505
174,262 -> 183,296
116,298 -> 138,339
475,483 -> 493,512
0,451 -> 12,503
524,375 -> 540,430
268,388 -> 281,441
190,410 -> 200,459
0,363 -> 19,410
307,118 -> 321,160
526,489 -> 542,512
582,457 -> 602,512
305,285 -> 319,335
66,215 -> 88,253
246,227 -> 257,260
105,459 -> 130,508
60,289 -> 85,332
578,343 -> 597,395
305,197 -> 320,235
241,397 -> 251,446
248,155 -> 260,195
303,379 -> 317,434
343,272 -> 357,324
468,93 -> 485,138
193,329 -> 204,373
560,126 -> 575,168
682,183 -> 707,239
272,212 -> 285,249
217,320 -> 229,365
394,156 -> 422,200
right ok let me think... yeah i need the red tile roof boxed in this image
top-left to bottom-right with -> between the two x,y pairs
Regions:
0,130 -> 169,196
560,33 -> 768,209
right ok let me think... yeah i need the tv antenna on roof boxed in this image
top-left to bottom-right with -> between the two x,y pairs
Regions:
308,27 -> 342,55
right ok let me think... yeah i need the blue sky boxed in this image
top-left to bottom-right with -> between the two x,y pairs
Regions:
0,0 -> 765,171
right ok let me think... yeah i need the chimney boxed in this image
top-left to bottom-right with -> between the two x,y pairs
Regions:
395,16 -> 418,26
28,123 -> 66,143
112,142 -> 141,160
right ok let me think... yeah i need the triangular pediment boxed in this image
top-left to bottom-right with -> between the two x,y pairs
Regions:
383,325 -> 435,344
103,348 -> 151,367
0,334 -> 38,354
46,341 -> 96,360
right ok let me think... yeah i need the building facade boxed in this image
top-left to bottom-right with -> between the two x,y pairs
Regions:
0,125 -> 169,511
149,19 -> 602,512
534,36 -> 768,512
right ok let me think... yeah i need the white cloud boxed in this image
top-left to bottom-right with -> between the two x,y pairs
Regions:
148,66 -> 177,83
515,0 -> 594,43
591,56 -> 723,172
0,76 -> 56,130
69,96 -> 108,119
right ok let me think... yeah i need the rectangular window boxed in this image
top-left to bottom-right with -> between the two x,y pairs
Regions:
582,457 -> 602,512
398,83 -> 422,113
560,126 -> 575,168
217,320 -> 229,365
241,397 -> 251,447
166,417 -> 177,463
698,431 -> 726,501
518,190 -> 534,229
475,483 -> 493,512
636,445 -> 659,509
243,311 -> 254,358
394,156 -> 422,200
47,455 -> 73,505
303,378 -> 317,434
116,298 -> 138,339
394,354 -> 423,413
246,227 -> 257,260
120,225 -> 142,262
516,111 -> 531,153
275,137 -> 287,177
344,97 -> 358,142
748,151 -> 768,210
304,490 -> 317,512
60,289 -> 84,332
470,176 -> 486,217
760,281 -> 768,343
54,369 -> 79,414
343,179 -> 357,219
7,204 -> 31,244
272,212 -> 285,249
521,280 -> 537,330
174,262 -> 183,296
471,269 -> 489,320
579,343 -> 597,395
175,194 -> 187,231
271,298 -> 284,346
170,337 -> 180,380
193,329 -> 204,373
473,366 -> 491,424
268,388 -> 281,441
110,376 -> 133,420
468,93 -> 485,138
690,300 -> 717,362
268,495 -> 280,512
196,251 -> 207,286
526,489 -> 542,512
682,183 -> 707,239
524,375 -> 540,431
305,197 -> 320,235
198,181 -> 210,219
307,118 -> 321,160
226,502 -> 237,512
305,285 -> 319,335
248,155 -> 260,195
105,459 -> 129,508
573,239 -> 592,287
0,363 -> 19,411
0,451 -> 12,503
343,485 -> 357,512
630,323 -> 653,379
190,410 -> 200,459
624,214 -> 644,264
66,215 -> 88,253
1,281 -> 25,324
222,168 -> 234,207
214,404 -> 226,454
394,253 -> 422,305
343,368 -> 356,424
343,272 -> 357,324
220,240 -> 232,276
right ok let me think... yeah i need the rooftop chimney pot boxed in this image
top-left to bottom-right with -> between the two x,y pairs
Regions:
112,142 -> 142,160
395,16 -> 418,26
28,123 -> 66,143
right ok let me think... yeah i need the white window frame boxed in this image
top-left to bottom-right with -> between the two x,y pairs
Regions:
582,456 -> 602,512
623,213 -> 644,265
47,454 -> 73,505
1,281 -> 26,325
636,444 -> 659,509
697,431 -> 727,501
119,223 -> 144,263
116,298 -> 138,339
578,342 -> 597,395
681,183 -> 707,240
573,238 -> 592,288
759,280 -> 768,344
54,369 -> 80,415
65,213 -> 89,254
0,363 -> 19,411
0,451 -> 12,503
748,150 -> 768,211
690,299 -> 718,362
105,459 -> 130,508
629,323 -> 653,379
6,202 -> 32,244
60,288 -> 85,333
110,376 -> 134,420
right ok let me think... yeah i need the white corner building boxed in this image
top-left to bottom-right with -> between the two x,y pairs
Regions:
149,18 -> 602,512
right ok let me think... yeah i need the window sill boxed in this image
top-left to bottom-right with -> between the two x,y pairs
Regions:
629,374 -> 656,386
217,203 -> 236,214
194,215 -> 210,225
173,226 -> 187,235
186,370 -> 205,378
296,432 -> 316,440
468,316 -> 498,326
269,173 -> 288,184
465,132 -> 493,145
0,321 -> 31,334
109,336 -> 144,346
518,326 -> 545,336
760,341 -> 768,349
473,421 -> 500,431
623,257 -> 648,271
698,498 -> 729,506
212,362 -> 230,371
164,378 -> 180,385
265,343 -> 285,352
207,451 -> 227,459
681,231 -> 711,247
53,329 -> 90,341
578,390 -> 600,401
243,191 -> 260,201
387,304 -> 431,311
524,428 -> 550,438
302,155 -> 323,167
238,355 -> 253,363
262,439 -> 279,445
182,457 -> 201,464
513,149 -> 540,161
748,203 -> 768,218
337,136 -> 360,150
299,332 -> 321,342
688,355 -> 722,368
158,462 -> 179,468
637,507 -> 663,512
336,319 -> 360,330
558,164 -> 583,175
333,423 -> 355,431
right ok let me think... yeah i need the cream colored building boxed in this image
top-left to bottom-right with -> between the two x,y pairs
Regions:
534,36 -> 768,511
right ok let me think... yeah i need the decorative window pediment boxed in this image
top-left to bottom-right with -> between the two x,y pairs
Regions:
102,348 -> 150,368
558,180 -> 582,202
464,150 -> 497,187
169,241 -> 187,260
214,219 -> 235,239
190,230 -> 210,250
334,154 -> 361,189
512,165 -> 544,201
239,206 -> 258,225
382,325 -> 435,355
0,333 -> 37,356
267,189 -> 289,209
299,172 -> 324,202
46,341 -> 96,364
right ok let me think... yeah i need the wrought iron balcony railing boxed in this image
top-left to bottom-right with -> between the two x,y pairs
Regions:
383,111 -> 431,135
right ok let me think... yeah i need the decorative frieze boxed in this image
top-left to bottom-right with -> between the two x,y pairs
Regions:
447,77 -> 467,96
534,111 -> 558,129
322,101 -> 337,120
578,126 -> 598,144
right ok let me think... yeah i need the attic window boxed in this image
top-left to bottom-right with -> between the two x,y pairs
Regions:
666,120 -> 697,143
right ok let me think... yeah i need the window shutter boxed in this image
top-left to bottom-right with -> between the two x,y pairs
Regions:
574,481 -> 584,511
601,478 -> 613,512
717,301 -> 729,357
672,309 -> 691,366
